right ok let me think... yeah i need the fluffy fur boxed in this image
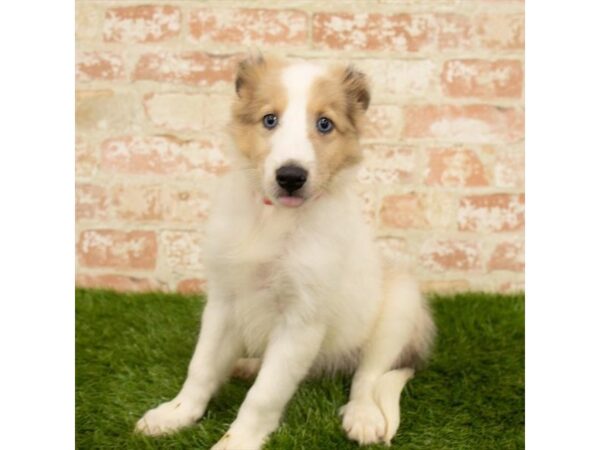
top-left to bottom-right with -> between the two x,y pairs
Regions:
135,56 -> 435,449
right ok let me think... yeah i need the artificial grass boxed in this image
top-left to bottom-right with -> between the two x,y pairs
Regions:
76,289 -> 524,450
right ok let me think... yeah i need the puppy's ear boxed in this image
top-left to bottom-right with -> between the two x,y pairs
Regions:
343,65 -> 370,112
234,54 -> 265,97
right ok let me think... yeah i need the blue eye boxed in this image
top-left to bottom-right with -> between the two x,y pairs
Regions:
262,114 -> 278,129
316,117 -> 334,134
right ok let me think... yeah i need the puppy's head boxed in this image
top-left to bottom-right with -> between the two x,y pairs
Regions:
230,55 -> 370,208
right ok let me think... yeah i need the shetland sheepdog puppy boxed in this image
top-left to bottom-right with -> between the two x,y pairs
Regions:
136,55 -> 435,449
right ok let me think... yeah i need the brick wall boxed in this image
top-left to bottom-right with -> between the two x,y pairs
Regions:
75,0 -> 525,294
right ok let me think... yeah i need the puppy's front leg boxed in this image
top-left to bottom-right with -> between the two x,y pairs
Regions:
136,291 -> 243,436
212,319 -> 325,450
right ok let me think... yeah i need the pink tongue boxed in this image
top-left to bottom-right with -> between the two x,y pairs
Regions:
279,196 -> 304,207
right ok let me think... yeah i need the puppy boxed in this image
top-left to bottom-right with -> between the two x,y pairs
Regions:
136,55 -> 435,449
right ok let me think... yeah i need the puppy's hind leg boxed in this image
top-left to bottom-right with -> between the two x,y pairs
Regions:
372,368 -> 414,444
341,273 -> 434,446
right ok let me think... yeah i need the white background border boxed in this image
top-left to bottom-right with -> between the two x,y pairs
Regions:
527,1 -> 600,449
0,1 -> 74,448
1,0 -> 600,448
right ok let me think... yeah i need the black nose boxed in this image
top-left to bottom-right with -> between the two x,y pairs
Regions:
276,165 -> 308,194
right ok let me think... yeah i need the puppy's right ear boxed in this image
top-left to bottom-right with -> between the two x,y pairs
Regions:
234,54 -> 265,97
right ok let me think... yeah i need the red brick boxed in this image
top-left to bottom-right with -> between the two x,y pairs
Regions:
177,278 -> 206,294
75,138 -> 98,178
363,105 -> 402,140
422,192 -> 458,229
439,14 -> 524,51
475,14 -> 524,50
488,239 -> 524,271
426,148 -> 488,187
109,183 -> 211,223
380,194 -> 427,229
161,231 -> 204,271
162,186 -> 211,223
498,280 -> 525,293
358,145 -> 416,185
495,151 -> 524,188
76,52 -> 125,81
76,183 -> 108,220
352,59 -> 437,98
420,239 -> 482,272
380,192 -> 456,230
111,184 -> 162,221
313,12 -> 434,52
403,105 -> 524,143
133,52 -> 237,86
435,14 -> 472,50
312,12 -> 524,53
143,92 -> 229,133
76,2 -> 103,42
100,136 -> 228,176
78,230 -> 157,269
76,273 -> 165,292
189,8 -> 307,46
458,194 -> 525,232
76,90 -> 137,134
104,5 -> 181,43
442,60 -> 523,98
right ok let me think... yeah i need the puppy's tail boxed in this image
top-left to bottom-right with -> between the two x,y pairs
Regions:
373,368 -> 414,445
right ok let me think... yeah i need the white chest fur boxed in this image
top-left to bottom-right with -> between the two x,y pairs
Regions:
203,171 -> 382,364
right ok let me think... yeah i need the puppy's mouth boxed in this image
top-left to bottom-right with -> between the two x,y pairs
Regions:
277,195 -> 305,208
262,190 -> 307,208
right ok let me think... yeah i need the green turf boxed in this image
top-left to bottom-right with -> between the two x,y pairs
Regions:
76,289 -> 524,450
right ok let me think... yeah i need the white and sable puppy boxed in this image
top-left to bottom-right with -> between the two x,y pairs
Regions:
136,55 -> 435,450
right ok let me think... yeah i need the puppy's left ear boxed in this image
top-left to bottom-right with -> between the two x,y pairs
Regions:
343,65 -> 370,112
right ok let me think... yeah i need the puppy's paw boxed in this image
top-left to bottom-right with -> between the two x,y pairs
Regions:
340,400 -> 386,445
135,398 -> 203,436
210,428 -> 265,450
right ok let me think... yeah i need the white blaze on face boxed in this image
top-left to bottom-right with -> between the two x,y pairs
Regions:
264,62 -> 325,196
